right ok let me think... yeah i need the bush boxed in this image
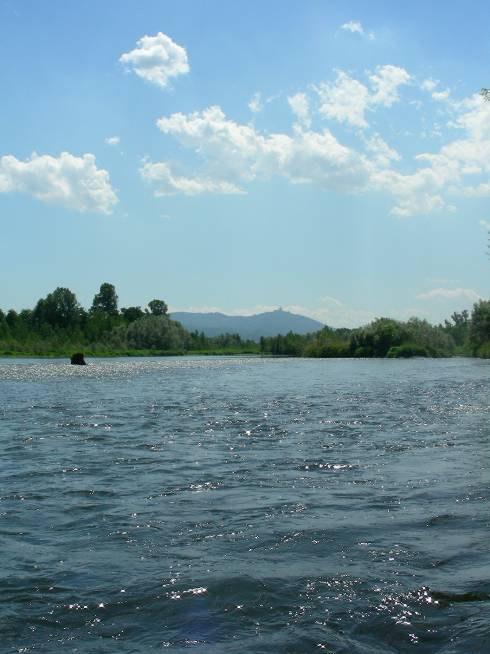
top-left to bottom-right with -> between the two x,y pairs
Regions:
475,341 -> 490,358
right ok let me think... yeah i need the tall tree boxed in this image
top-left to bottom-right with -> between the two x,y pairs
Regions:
91,283 -> 118,315
148,299 -> 168,316
32,287 -> 83,329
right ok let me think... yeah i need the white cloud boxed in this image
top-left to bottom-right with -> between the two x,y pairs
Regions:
463,182 -> 490,197
316,65 -> 410,128
371,166 -> 452,216
480,219 -> 490,230
105,136 -> 120,146
340,20 -> 375,40
432,89 -> 450,102
288,92 -> 311,128
248,92 -> 262,114
316,71 -> 370,128
368,65 -> 411,107
119,32 -> 189,88
155,105 -> 373,193
363,133 -> 400,166
421,78 -> 438,92
0,152 -> 117,214
140,160 -> 243,196
367,93 -> 490,215
416,288 -> 482,301
421,78 -> 451,103
148,80 -> 490,217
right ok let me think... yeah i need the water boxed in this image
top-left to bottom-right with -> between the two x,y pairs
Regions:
1,356 -> 489,653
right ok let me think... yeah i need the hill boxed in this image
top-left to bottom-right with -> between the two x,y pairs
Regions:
170,308 -> 325,340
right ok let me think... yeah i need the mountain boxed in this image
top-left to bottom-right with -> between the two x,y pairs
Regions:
170,308 -> 325,340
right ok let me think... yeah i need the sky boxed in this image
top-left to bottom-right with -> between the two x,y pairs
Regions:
1,0 -> 489,327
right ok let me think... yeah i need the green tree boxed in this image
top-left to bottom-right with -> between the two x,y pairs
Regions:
91,283 -> 118,315
32,287 -> 83,329
469,300 -> 490,354
121,306 -> 145,322
148,299 -> 168,316
126,315 -> 186,350
443,310 -> 470,347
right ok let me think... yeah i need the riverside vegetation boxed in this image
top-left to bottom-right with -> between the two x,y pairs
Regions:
0,283 -> 489,358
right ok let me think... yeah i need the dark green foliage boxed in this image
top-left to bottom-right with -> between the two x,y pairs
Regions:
148,299 -> 168,316
91,282 -> 118,316
126,315 -> 186,350
32,287 -> 84,329
120,306 -> 145,322
442,310 -> 470,348
350,318 -> 406,357
469,300 -> 490,355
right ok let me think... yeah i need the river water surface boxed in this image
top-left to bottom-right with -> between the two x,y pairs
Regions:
1,356 -> 489,653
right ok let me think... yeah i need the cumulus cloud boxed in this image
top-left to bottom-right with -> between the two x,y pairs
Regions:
104,135 -> 120,146
119,32 -> 189,88
367,92 -> 490,215
146,74 -> 490,218
340,20 -> 375,40
416,288 -> 482,301
155,105 -> 374,193
140,160 -> 243,196
363,134 -> 400,166
288,92 -> 311,128
432,89 -> 450,102
316,65 -> 410,128
421,78 -> 438,92
316,72 -> 370,128
369,65 -> 411,107
0,152 -> 118,214
421,78 -> 451,103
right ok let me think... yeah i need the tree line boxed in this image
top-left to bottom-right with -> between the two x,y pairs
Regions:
0,283 -> 258,355
260,305 -> 490,358
0,282 -> 489,358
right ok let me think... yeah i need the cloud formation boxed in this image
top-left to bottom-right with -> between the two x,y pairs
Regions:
288,92 -> 311,128
341,20 -> 375,40
140,160 -> 242,196
119,32 -> 189,88
104,136 -> 120,146
0,152 -> 118,214
315,65 -> 411,128
141,63 -> 490,218
154,105 -> 374,193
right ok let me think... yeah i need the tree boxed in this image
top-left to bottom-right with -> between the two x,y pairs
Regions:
32,287 -> 83,329
443,310 -> 470,346
120,306 -> 145,322
91,283 -> 118,315
126,315 -> 185,350
469,300 -> 490,353
148,299 -> 168,316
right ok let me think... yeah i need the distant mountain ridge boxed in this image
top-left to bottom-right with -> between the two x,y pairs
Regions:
170,308 -> 325,340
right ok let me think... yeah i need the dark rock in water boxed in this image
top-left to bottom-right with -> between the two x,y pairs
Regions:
70,353 -> 86,365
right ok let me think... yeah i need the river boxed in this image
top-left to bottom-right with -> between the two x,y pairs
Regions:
1,356 -> 489,653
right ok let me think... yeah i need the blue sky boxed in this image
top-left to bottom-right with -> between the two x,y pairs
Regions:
1,0 -> 489,326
